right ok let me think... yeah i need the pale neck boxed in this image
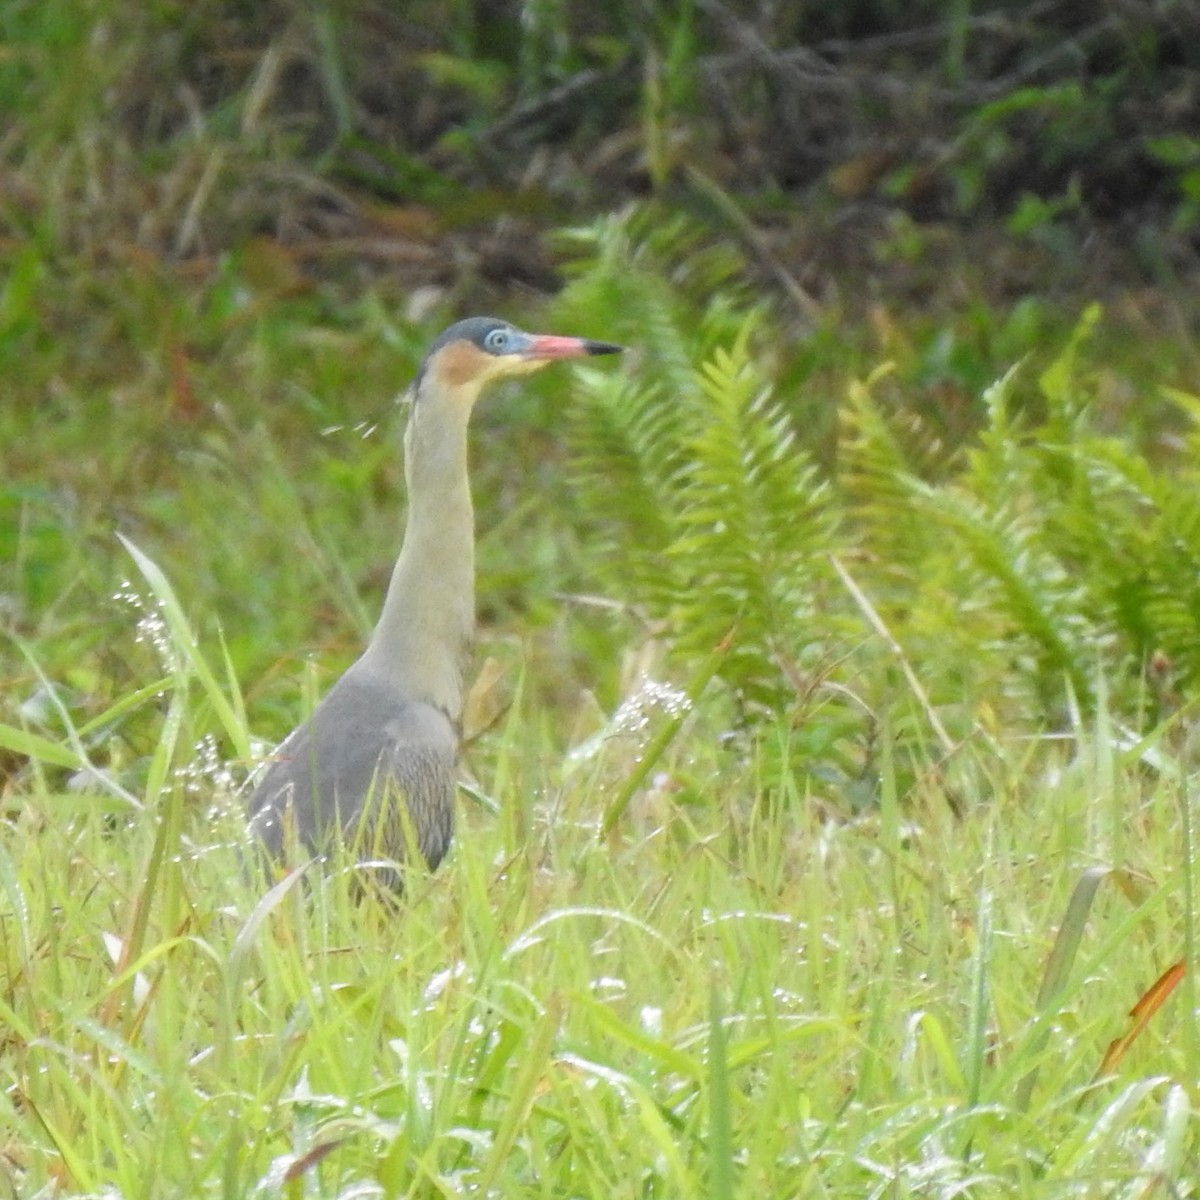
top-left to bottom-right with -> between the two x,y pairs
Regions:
357,391 -> 478,718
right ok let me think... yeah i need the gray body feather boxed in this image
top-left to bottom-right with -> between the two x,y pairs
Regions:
247,662 -> 457,871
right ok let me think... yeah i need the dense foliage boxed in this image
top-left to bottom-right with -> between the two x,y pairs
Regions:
555,220 -> 1200,805
2,0 -> 1197,298
2,3 -> 1198,1197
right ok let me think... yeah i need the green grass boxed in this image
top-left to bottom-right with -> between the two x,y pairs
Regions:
2,643 -> 1195,1196
2,183 -> 1198,1200
4,382 -> 1198,1198
2,235 -> 1198,1193
3,3 -> 1198,1192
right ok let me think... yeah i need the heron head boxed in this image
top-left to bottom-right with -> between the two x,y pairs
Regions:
416,316 -> 623,401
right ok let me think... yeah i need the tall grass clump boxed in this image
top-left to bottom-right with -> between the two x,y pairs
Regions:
3,587 -> 1196,1195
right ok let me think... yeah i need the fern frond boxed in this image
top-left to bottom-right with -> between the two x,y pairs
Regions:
1037,303 -> 1102,431
1033,436 -> 1159,663
1077,447 -> 1200,687
565,375 -> 687,606
839,368 -> 954,579
554,208 -> 761,404
670,330 -> 839,709
904,478 -> 1097,713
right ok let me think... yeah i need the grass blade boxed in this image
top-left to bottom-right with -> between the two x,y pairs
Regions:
1093,960 -> 1185,1082
475,994 -> 562,1195
1015,865 -> 1110,1111
707,982 -> 735,1200
0,721 -> 82,769
117,533 -> 251,761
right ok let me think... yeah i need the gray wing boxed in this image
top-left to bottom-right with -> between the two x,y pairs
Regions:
247,666 -> 457,870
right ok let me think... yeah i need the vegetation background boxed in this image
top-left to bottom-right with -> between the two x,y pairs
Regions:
3,1 -> 1200,1196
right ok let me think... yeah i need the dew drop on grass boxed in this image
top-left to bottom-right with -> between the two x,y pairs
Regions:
423,960 -> 469,1005
567,675 -> 691,767
590,976 -> 627,1001
113,579 -> 178,673
173,733 -> 237,797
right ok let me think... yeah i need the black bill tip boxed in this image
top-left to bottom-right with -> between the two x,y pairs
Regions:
582,339 -> 624,356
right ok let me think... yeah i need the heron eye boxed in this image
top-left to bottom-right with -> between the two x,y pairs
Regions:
483,328 -> 511,353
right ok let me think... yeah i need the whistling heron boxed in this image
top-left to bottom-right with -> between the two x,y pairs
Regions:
247,316 -> 622,878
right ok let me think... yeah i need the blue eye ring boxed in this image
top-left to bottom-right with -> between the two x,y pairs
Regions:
484,327 -> 511,352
